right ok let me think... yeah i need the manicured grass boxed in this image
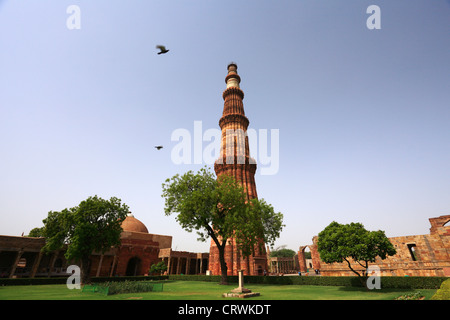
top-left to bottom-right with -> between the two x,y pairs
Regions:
0,280 -> 438,300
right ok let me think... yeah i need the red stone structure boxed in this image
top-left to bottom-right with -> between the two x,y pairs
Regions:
208,63 -> 268,276
103,213 -> 172,276
0,213 -> 208,278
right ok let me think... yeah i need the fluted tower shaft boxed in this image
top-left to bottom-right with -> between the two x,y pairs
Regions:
209,63 -> 267,276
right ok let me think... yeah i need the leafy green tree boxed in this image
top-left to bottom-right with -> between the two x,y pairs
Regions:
150,261 -> 168,275
317,221 -> 396,288
27,227 -> 44,237
162,167 -> 284,285
41,195 -> 129,284
269,245 -> 296,258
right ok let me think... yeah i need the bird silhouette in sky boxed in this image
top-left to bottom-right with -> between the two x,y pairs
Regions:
155,146 -> 163,150
156,45 -> 169,55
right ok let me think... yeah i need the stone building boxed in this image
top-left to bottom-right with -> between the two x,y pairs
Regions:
159,248 -> 209,275
0,235 -> 48,278
268,256 -> 300,275
208,63 -> 268,276
0,213 -> 208,278
298,215 -> 450,277
97,213 -> 173,277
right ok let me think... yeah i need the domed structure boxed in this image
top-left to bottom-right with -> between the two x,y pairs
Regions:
121,213 -> 149,233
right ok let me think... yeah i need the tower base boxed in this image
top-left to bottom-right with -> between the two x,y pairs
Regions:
208,237 -> 267,276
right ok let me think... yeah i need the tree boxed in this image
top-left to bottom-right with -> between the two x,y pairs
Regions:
27,227 -> 44,237
161,167 -> 284,285
269,245 -> 296,258
150,261 -> 167,275
41,195 -> 129,284
317,221 -> 397,288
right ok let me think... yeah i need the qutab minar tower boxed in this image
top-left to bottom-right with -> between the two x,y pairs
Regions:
208,63 -> 268,276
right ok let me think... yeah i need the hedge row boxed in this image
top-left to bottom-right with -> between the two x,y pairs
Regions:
98,280 -> 164,295
0,275 -> 167,286
0,277 -> 68,286
94,275 -> 167,283
167,274 -> 447,289
1,274 -> 446,289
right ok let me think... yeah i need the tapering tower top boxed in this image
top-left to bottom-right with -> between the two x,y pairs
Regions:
226,62 -> 241,89
216,62 -> 255,197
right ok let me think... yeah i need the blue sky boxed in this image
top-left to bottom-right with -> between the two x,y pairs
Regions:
1,0 -> 449,253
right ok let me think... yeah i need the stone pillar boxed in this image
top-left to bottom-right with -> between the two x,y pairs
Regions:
96,254 -> 104,277
186,257 -> 190,275
30,252 -> 43,278
310,238 -> 321,271
9,250 -> 23,278
47,251 -> 59,277
167,256 -> 171,275
176,257 -> 181,275
298,246 -> 307,273
110,254 -> 117,276
231,270 -> 251,294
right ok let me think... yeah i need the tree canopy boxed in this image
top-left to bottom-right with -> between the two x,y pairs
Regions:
269,245 -> 296,258
317,221 -> 397,287
41,195 -> 129,283
162,167 -> 284,284
150,261 -> 168,275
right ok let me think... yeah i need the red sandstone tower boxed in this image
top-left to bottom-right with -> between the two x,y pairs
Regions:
208,63 -> 267,276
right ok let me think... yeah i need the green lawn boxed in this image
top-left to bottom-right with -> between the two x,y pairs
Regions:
0,281 -> 438,300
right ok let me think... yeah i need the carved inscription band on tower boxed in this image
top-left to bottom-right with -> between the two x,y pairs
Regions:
208,63 -> 267,276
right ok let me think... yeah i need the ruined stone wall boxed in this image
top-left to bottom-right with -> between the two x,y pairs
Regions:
300,215 -> 450,277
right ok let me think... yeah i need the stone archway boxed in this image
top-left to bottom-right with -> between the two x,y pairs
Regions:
125,257 -> 141,276
298,243 -> 321,275
298,246 -> 310,274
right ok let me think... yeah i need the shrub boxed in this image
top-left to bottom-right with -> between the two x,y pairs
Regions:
395,291 -> 424,300
96,281 -> 164,295
430,278 -> 450,300
149,261 -> 168,275
93,275 -> 168,284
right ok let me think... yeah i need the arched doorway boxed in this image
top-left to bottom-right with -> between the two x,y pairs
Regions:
257,265 -> 263,275
304,247 -> 313,270
298,245 -> 314,274
126,257 -> 141,276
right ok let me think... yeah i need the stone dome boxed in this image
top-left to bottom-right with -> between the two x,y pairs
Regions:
121,213 -> 149,233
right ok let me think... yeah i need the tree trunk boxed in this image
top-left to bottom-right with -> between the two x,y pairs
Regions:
80,256 -> 92,285
344,258 -> 368,289
208,230 -> 229,285
217,244 -> 228,285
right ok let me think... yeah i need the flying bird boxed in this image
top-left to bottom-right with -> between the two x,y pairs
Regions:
156,45 -> 169,55
155,146 -> 163,150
